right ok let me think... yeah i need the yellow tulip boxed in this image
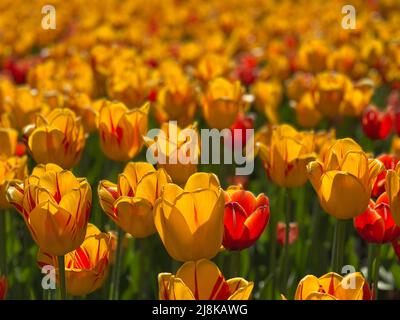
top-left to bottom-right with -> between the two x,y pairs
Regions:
7,164 -> 91,256
340,79 -> 374,118
3,86 -> 45,130
307,139 -> 384,219
0,127 -> 18,157
154,74 -> 197,128
37,223 -> 111,296
201,77 -> 244,129
97,101 -> 149,162
286,72 -> 315,102
158,259 -> 253,300
27,108 -> 86,169
384,163 -> 400,226
154,172 -> 225,261
144,122 -> 199,186
293,92 -> 322,128
297,40 -> 329,74
314,72 -> 352,118
0,156 -> 28,208
292,272 -> 371,300
98,162 -> 171,238
257,124 -> 316,188
195,54 -> 230,84
252,80 -> 283,124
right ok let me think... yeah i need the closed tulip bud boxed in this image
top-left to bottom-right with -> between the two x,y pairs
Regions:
297,40 -> 329,74
98,162 -> 171,238
97,101 -> 149,162
7,164 -> 91,256
4,86 -> 45,130
144,122 -> 199,186
223,186 -> 269,250
0,127 -> 18,157
0,156 -> 28,208
37,224 -> 111,296
293,92 -> 322,128
384,162 -> 400,226
0,276 -> 7,300
361,105 -> 393,140
372,154 -> 398,198
154,172 -> 225,261
257,124 -> 316,188
201,77 -> 244,130
154,74 -> 197,128
292,272 -> 372,300
286,72 -> 315,102
354,193 -> 400,243
308,139 -> 384,219
27,108 -> 86,169
252,80 -> 283,124
277,222 -> 299,246
158,259 -> 253,300
314,72 -> 352,118
195,54 -> 230,84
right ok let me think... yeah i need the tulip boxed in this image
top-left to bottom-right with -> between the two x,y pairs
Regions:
313,72 -> 352,118
158,259 -> 253,300
0,127 -> 18,158
286,72 -> 315,102
26,108 -> 86,169
257,124 -> 316,188
228,113 -> 254,150
223,186 -> 270,250
154,74 -> 197,128
372,154 -> 398,198
195,54 -> 230,83
98,162 -> 171,238
201,77 -> 244,130
154,172 -> 225,261
384,162 -> 400,226
361,105 -> 393,140
0,276 -> 6,300
97,101 -> 149,162
341,79 -> 374,117
37,224 -> 111,296
235,54 -> 258,86
297,40 -> 329,74
7,164 -> 91,256
354,193 -> 400,243
144,122 -> 199,186
0,156 -> 28,208
277,222 -> 299,246
293,92 -> 322,129
252,80 -> 282,124
307,138 -> 384,219
291,272 -> 372,300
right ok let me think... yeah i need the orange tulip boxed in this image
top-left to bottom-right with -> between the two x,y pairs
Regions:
7,164 -> 91,256
97,101 -> 149,162
158,259 -> 253,300
26,108 -> 86,169
0,156 -> 28,208
37,224 -> 111,296
98,162 -> 171,238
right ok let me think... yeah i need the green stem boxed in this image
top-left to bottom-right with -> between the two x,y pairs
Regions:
231,250 -> 241,277
331,219 -> 346,273
0,212 -> 6,276
281,188 -> 291,293
109,227 -> 124,300
372,244 -> 381,299
57,256 -> 66,300
367,244 -> 375,283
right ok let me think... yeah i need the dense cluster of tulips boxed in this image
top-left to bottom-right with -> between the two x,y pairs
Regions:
0,0 -> 400,300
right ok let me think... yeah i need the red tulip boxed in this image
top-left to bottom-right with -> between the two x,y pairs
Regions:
361,105 -> 393,140
354,193 -> 400,243
372,154 -> 399,198
277,222 -> 299,245
223,188 -> 270,250
236,54 -> 258,86
229,113 -> 254,150
0,276 -> 7,300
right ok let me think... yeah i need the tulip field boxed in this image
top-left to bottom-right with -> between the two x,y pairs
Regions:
1,0 -> 400,302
